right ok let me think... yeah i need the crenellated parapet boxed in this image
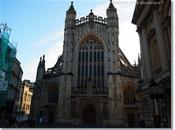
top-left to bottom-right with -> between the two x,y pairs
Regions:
76,15 -> 107,26
120,65 -> 139,78
75,17 -> 107,45
45,55 -> 63,76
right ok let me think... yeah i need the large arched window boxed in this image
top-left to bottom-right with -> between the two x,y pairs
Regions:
77,36 -> 104,88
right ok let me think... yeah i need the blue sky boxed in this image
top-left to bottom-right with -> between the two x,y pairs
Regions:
0,0 -> 140,82
1,0 -> 103,63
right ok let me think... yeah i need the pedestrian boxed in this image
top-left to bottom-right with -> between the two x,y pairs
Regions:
163,118 -> 167,127
125,122 -> 128,127
39,117 -> 43,124
139,119 -> 145,128
8,116 -> 15,127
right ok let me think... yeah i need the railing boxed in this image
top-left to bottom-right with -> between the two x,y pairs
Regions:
76,15 -> 107,26
45,67 -> 62,75
121,65 -> 139,77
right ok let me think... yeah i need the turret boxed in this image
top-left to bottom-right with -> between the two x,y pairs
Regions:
106,0 -> 119,30
88,9 -> 94,28
62,2 -> 76,73
105,0 -> 119,73
36,55 -> 45,82
65,1 -> 76,29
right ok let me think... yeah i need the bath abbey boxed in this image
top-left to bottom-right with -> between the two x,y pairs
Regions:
30,0 -> 171,128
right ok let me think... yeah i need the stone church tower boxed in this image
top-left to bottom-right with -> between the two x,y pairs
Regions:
31,1 -> 139,127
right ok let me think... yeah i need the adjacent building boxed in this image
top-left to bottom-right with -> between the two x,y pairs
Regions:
132,0 -> 171,128
18,80 -> 33,121
7,57 -> 23,117
31,1 -> 140,127
0,23 -> 23,119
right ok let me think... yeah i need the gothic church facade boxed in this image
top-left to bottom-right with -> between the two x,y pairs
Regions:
31,1 -> 140,127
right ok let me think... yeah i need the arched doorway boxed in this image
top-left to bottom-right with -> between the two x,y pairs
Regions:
127,113 -> 135,127
48,111 -> 54,124
82,104 -> 96,125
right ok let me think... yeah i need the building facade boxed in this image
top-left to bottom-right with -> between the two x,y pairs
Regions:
7,57 -> 23,117
31,1 -> 140,127
17,80 -> 33,121
0,23 -> 23,119
132,0 -> 171,128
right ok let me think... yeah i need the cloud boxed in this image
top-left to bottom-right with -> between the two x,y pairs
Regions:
92,0 -> 136,22
44,41 -> 63,69
31,30 -> 64,48
22,41 -> 63,82
22,29 -> 64,81
22,57 -> 38,82
119,20 -> 140,64
117,1 -> 140,64
93,2 -> 108,17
